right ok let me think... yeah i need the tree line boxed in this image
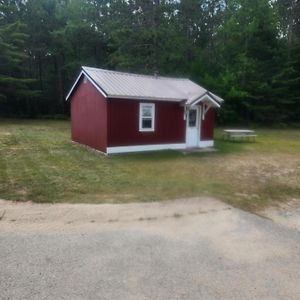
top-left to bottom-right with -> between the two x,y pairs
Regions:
0,0 -> 299,125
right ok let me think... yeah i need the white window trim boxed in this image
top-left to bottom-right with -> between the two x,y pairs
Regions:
139,103 -> 155,132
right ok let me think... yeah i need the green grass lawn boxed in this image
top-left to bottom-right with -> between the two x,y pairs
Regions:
0,119 -> 299,211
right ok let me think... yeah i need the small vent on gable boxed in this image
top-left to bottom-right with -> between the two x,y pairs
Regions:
83,76 -> 88,84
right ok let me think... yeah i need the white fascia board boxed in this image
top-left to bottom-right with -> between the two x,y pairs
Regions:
209,91 -> 224,103
107,143 -> 186,154
65,70 -> 108,101
82,70 -> 108,98
66,71 -> 84,101
186,92 -> 207,105
206,92 -> 223,105
107,95 -> 185,102
190,93 -> 220,108
66,70 -> 186,103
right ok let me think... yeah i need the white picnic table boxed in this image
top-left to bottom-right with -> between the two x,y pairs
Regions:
223,129 -> 257,142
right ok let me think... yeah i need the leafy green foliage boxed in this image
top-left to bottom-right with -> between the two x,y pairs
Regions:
0,0 -> 299,124
0,22 -> 32,99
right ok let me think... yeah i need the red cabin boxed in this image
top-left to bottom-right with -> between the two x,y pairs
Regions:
66,67 -> 223,154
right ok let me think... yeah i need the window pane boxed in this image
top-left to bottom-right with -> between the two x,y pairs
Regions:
188,110 -> 197,127
142,118 -> 152,129
142,106 -> 152,117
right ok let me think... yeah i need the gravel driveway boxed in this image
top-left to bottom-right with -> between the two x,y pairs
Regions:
0,197 -> 300,300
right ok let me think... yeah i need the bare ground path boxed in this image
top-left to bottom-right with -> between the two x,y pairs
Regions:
1,197 -> 300,299
260,198 -> 300,231
0,197 -> 232,233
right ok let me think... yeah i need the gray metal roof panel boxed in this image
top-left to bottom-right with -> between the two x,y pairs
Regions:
81,66 -> 223,102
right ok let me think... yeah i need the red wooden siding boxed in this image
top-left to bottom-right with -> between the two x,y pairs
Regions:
200,106 -> 215,140
70,77 -> 107,152
107,99 -> 185,147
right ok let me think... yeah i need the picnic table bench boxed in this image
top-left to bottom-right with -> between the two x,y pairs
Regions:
223,129 -> 257,142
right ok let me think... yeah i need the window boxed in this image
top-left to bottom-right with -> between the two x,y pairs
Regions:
139,103 -> 155,132
188,109 -> 197,127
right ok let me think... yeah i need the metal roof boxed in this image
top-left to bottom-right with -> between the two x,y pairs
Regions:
66,66 -> 224,104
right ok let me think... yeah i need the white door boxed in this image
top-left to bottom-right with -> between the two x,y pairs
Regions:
186,107 -> 200,147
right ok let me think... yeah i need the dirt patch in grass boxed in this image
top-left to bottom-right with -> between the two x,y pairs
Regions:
216,153 -> 300,210
260,198 -> 300,231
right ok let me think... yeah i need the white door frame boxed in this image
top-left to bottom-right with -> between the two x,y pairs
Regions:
186,106 -> 201,148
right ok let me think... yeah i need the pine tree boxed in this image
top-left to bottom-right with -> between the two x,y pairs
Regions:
272,0 -> 300,123
0,21 -> 37,104
204,0 -> 282,124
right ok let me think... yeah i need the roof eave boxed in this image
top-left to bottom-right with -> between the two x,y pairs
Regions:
65,71 -> 84,101
188,92 -> 221,108
66,66 -> 224,104
65,68 -> 108,101
107,94 -> 185,102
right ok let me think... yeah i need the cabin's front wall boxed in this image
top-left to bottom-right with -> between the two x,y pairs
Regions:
200,105 -> 215,142
70,78 -> 107,152
107,99 -> 186,153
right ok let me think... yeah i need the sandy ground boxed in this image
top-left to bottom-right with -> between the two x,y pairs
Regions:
1,197 -> 300,299
260,198 -> 300,231
0,197 -> 234,233
0,197 -> 299,232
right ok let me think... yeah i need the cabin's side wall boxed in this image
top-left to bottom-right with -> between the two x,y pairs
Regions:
107,99 -> 185,149
200,106 -> 215,141
70,77 -> 107,152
